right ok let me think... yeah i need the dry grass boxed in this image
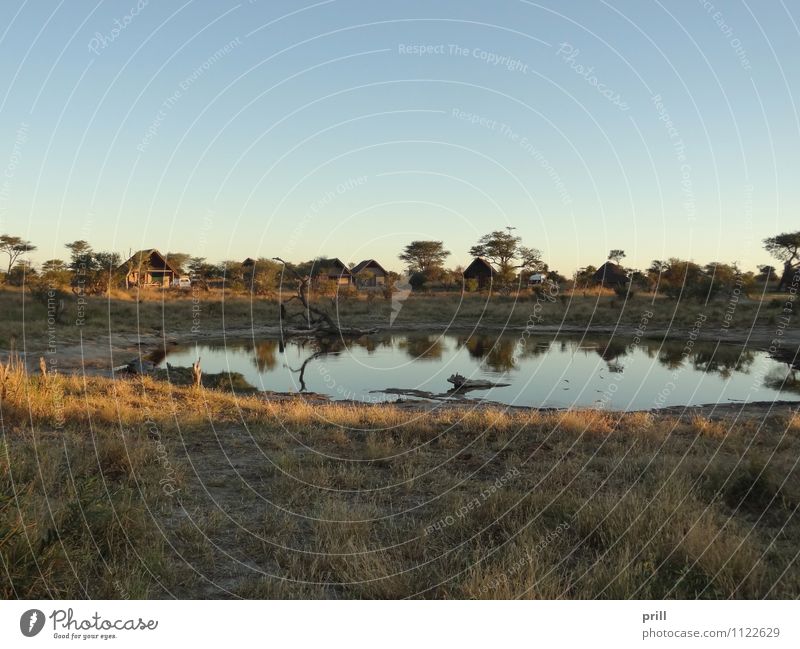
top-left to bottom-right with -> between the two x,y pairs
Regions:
2,357 -> 799,599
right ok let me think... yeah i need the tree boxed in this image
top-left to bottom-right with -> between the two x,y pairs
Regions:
94,251 -> 121,295
469,229 -> 542,288
65,240 -> 92,259
164,252 -> 191,274
574,265 -> 597,288
764,231 -> 800,264
187,257 -> 207,277
186,256 -> 218,289
218,260 -> 245,291
40,259 -> 71,286
650,258 -> 705,300
271,257 -> 376,338
628,270 -> 650,292
608,249 -> 626,264
764,231 -> 800,290
0,234 -> 36,278
757,265 -> 778,285
646,260 -> 669,291
408,271 -> 428,291
64,241 -> 119,294
65,240 -> 98,291
701,262 -> 739,301
6,260 -> 35,286
398,241 -> 449,276
244,258 -> 281,296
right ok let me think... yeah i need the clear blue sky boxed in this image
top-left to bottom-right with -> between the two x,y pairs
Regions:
0,0 -> 798,274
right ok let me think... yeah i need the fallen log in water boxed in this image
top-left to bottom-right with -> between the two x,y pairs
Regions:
373,387 -> 452,401
446,373 -> 511,391
373,375 -> 511,402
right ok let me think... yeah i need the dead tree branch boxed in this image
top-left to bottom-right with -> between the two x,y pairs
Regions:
273,257 -> 377,338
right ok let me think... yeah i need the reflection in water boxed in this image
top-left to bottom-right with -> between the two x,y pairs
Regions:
764,367 -> 800,394
692,347 -> 756,379
598,339 -> 630,363
764,348 -> 800,394
399,335 -> 444,361
457,335 -> 519,372
657,343 -> 687,371
769,347 -> 800,371
252,340 -> 279,371
157,333 -> 800,410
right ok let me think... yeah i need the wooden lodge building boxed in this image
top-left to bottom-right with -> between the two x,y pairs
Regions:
119,249 -> 182,288
309,258 -> 353,285
351,259 -> 388,287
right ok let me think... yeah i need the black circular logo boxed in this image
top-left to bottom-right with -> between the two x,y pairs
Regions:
20,609 -> 45,637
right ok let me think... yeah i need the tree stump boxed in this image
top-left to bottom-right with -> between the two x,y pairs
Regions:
192,358 -> 202,388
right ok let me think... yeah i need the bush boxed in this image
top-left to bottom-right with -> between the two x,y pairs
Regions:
335,285 -> 359,301
409,272 -> 427,291
6,263 -> 35,287
29,282 -> 67,323
613,283 -> 634,299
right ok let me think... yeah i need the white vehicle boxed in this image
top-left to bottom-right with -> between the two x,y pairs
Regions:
173,276 -> 192,289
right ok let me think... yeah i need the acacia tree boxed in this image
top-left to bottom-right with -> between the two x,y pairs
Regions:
65,240 -> 120,294
757,265 -> 778,284
94,251 -> 121,295
65,240 -> 96,290
40,259 -> 70,286
763,231 -> 800,290
0,234 -> 36,278
608,249 -> 626,264
398,241 -> 450,277
245,257 -> 281,296
469,229 -> 542,288
164,252 -> 191,274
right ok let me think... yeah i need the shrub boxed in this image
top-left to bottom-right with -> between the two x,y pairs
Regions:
613,283 -> 634,299
409,272 -> 427,291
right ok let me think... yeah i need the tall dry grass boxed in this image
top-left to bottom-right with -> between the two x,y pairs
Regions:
2,356 -> 799,598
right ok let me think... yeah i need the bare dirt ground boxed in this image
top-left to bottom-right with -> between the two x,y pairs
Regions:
154,397 -> 800,598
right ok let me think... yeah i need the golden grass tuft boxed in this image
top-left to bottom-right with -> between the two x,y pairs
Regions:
690,415 -> 729,438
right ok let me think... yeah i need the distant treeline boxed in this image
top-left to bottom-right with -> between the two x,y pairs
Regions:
1,229 -> 798,300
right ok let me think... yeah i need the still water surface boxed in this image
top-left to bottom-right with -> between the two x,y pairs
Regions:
156,332 -> 800,410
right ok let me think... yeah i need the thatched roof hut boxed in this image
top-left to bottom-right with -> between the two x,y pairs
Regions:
463,257 -> 495,288
592,261 -> 628,287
